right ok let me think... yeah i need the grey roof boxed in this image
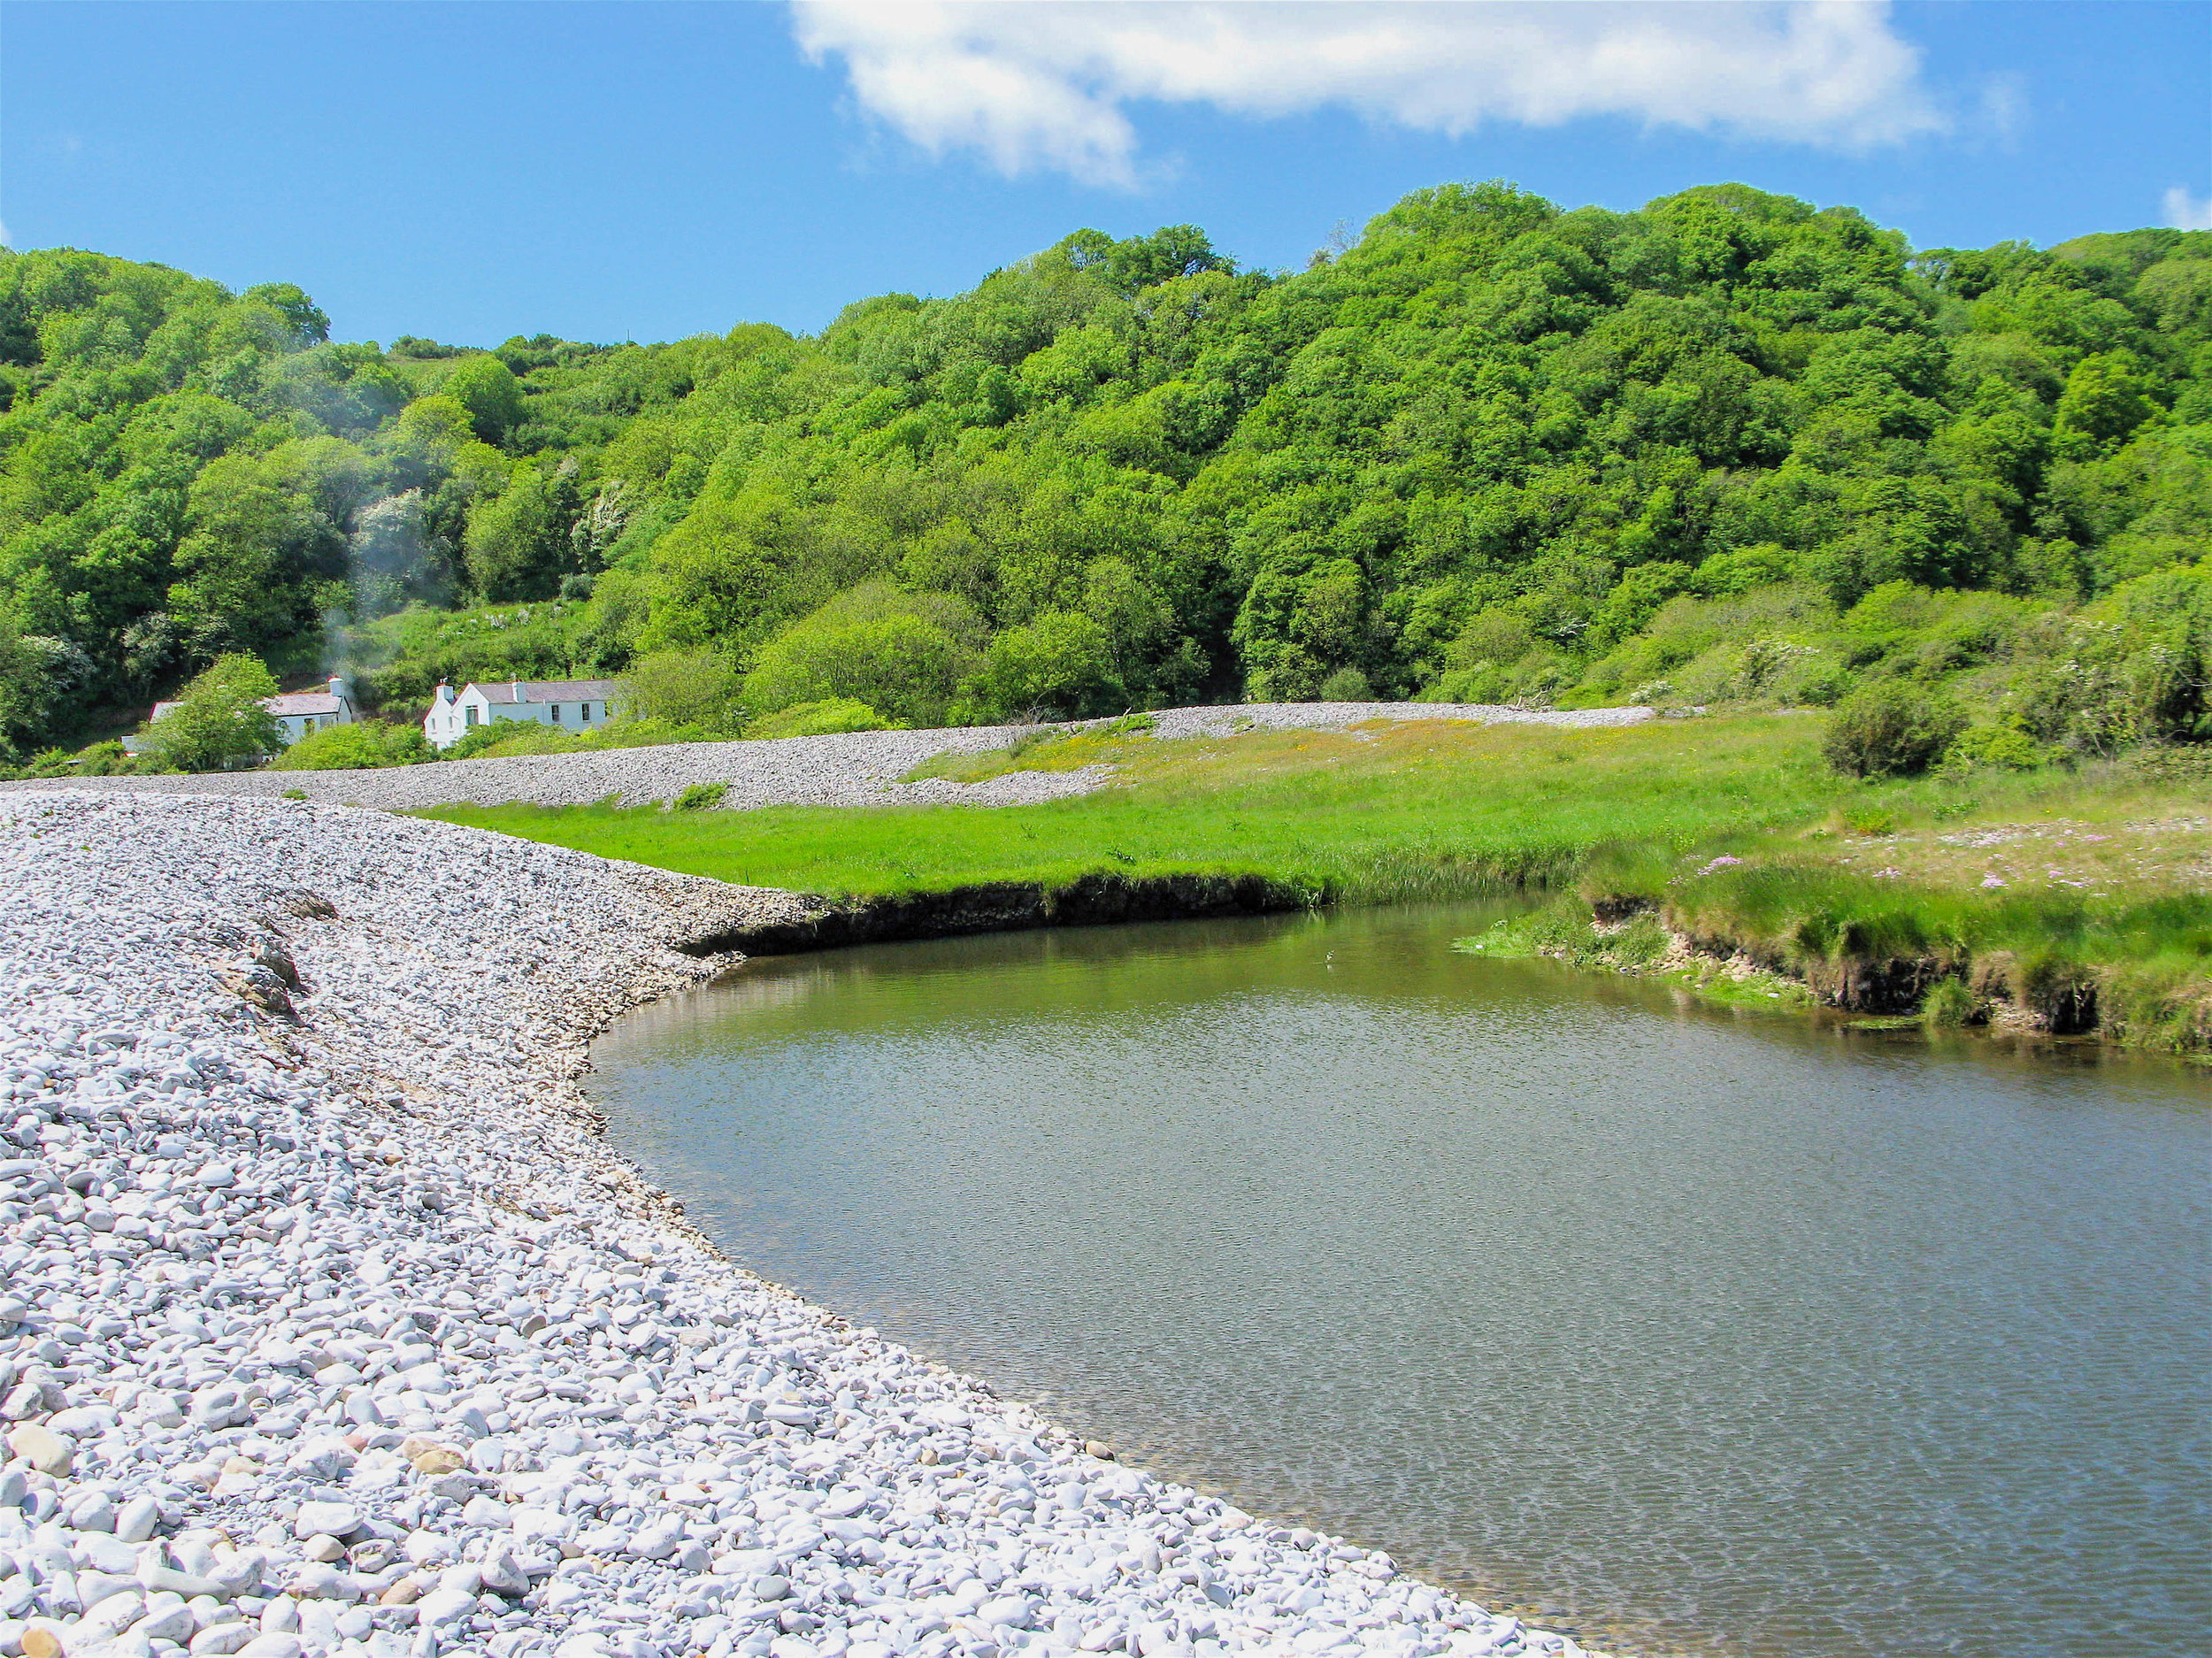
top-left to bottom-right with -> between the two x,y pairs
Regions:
469,679 -> 622,705
149,691 -> 346,721
265,692 -> 347,718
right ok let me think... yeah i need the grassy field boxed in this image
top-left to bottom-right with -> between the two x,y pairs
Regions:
423,714 -> 1865,902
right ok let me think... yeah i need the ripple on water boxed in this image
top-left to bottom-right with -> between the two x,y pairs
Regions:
590,904 -> 2212,1658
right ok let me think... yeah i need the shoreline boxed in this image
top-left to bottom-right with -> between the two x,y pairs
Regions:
0,791 -> 1598,1658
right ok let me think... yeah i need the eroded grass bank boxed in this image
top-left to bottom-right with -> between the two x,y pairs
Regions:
1463,788 -> 2212,1054
423,716 -> 2211,1053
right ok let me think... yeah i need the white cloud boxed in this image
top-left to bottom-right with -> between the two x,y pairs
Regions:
791,1 -> 1946,187
2164,185 -> 2212,232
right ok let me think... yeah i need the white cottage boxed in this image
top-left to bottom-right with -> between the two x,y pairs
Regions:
423,678 -> 623,750
127,675 -> 357,756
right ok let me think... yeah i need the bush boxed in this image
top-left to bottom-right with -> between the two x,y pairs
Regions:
438,721 -> 525,761
1939,725 -> 2054,774
270,720 -> 428,771
743,699 -> 895,739
73,741 -> 142,777
434,713 -> 724,761
1317,666 -> 1374,702
137,655 -> 285,774
1822,684 -> 1967,779
673,781 -> 728,810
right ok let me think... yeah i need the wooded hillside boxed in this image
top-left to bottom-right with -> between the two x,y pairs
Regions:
2,181 -> 2206,758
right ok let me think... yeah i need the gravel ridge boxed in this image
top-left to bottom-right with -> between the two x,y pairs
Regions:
0,793 -> 1591,1658
0,704 -> 1651,813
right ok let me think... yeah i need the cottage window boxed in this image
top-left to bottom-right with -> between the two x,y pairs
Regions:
550,705 -> 563,721
466,706 -> 479,727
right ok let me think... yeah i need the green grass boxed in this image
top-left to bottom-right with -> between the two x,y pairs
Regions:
423,715 -> 1860,903
421,712 -> 2208,1048
1451,761 -> 2210,1049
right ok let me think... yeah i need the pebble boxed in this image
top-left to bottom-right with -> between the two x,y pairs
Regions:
0,793 -> 1593,1658
0,703 -> 1654,812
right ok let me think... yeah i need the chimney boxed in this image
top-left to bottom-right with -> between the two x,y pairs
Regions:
327,674 -> 350,703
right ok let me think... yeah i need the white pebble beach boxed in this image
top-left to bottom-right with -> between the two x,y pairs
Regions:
0,789 -> 1594,1658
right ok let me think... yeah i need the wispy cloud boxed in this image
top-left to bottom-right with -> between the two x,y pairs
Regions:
2164,185 -> 2212,232
790,1 -> 1947,188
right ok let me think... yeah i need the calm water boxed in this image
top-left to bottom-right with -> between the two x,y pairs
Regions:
587,905 -> 2210,1658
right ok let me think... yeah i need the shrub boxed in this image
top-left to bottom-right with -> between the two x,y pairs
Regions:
435,713 -> 724,761
743,699 -> 895,739
73,741 -> 141,777
1317,666 -> 1374,702
1418,663 -> 1511,705
1822,684 -> 1967,778
438,721 -> 526,761
270,720 -> 428,771
1939,725 -> 2053,774
15,748 -> 78,779
673,781 -> 728,810
1690,543 -> 1795,597
137,655 -> 285,773
1445,609 -> 1538,670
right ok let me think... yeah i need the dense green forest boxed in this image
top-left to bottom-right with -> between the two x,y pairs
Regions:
2,180 -> 2207,764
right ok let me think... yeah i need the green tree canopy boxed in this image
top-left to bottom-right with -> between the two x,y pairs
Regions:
1,195 -> 2207,761
136,652 -> 283,772
742,583 -> 986,728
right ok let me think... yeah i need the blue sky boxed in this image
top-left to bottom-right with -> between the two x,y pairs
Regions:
4,2 -> 2207,349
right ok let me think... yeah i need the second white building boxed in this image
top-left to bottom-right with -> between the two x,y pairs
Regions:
424,679 -> 624,750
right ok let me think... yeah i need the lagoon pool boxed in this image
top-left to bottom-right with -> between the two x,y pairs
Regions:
588,905 -> 2210,1658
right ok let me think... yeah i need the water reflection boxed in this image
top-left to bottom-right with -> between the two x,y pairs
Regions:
588,906 -> 2210,1658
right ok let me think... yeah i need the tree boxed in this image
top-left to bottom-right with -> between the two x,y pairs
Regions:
741,584 -> 984,727
4,196 -> 2209,751
464,466 -> 564,600
2053,353 -> 2158,459
443,355 -> 528,443
960,610 -> 1122,721
618,648 -> 744,734
349,490 -> 455,614
137,654 -> 284,773
396,394 -> 478,451
241,281 -> 329,346
165,449 -> 339,657
0,625 -> 90,760
1233,558 -> 1368,702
